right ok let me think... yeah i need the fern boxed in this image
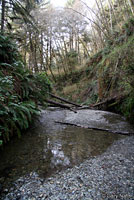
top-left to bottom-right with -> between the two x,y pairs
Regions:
0,34 -> 51,144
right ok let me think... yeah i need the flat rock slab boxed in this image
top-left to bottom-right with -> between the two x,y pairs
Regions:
63,109 -> 134,135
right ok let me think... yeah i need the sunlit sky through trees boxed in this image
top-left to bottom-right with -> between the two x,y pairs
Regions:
51,0 -> 95,8
51,0 -> 67,7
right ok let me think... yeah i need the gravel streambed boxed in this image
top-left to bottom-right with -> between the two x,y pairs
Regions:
2,135 -> 134,200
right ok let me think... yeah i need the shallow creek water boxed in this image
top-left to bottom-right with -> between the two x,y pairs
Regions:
0,108 -> 133,192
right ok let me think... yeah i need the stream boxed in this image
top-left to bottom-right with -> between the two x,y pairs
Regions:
0,108 -> 134,199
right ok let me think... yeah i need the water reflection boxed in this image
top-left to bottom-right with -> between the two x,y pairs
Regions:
44,139 -> 70,168
45,126 -> 125,167
0,122 -> 125,191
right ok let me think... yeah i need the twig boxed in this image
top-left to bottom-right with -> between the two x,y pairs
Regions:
55,121 -> 133,136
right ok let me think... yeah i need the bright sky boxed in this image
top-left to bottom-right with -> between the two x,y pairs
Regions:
51,0 -> 95,8
51,0 -> 67,7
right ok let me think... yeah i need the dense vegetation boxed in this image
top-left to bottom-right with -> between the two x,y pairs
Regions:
55,18 -> 134,123
47,0 -> 134,123
0,34 -> 51,145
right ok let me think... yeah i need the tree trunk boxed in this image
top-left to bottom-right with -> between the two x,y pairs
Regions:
46,38 -> 49,70
128,0 -> 134,16
40,31 -> 44,72
24,38 -> 27,64
49,93 -> 82,107
63,37 -> 68,55
54,40 -> 67,76
79,37 -> 90,58
1,0 -> 6,33
57,40 -> 68,75
46,99 -> 77,113
95,0 -> 109,37
29,32 -> 39,72
34,41 -> 38,72
108,0 -> 113,31
49,37 -> 56,82
77,35 -> 81,63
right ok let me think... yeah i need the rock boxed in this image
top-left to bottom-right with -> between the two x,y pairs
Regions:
64,109 -> 134,135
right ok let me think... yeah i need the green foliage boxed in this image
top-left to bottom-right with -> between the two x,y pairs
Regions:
120,92 -> 134,121
84,93 -> 98,105
66,0 -> 75,7
0,35 -> 19,63
115,34 -> 126,45
123,17 -> 134,36
66,49 -> 78,71
0,34 -> 51,144
102,46 -> 111,56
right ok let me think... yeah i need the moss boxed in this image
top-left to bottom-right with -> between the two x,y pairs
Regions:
54,22 -> 134,122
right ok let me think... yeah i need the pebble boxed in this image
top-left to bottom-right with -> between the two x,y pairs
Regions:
1,136 -> 134,200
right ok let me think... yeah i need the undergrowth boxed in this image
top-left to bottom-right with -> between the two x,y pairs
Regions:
55,19 -> 134,122
0,35 -> 51,145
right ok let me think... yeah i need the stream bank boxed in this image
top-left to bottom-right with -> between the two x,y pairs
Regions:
0,108 -> 134,199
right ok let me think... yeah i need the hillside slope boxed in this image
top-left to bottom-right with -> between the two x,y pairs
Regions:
54,19 -> 134,122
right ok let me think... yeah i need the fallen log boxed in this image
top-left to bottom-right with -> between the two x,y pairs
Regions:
55,121 -> 133,136
45,99 -> 77,113
77,106 -> 91,110
91,96 -> 122,108
49,93 -> 82,107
